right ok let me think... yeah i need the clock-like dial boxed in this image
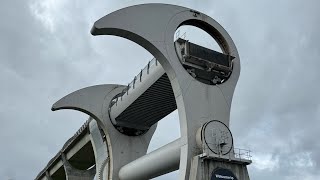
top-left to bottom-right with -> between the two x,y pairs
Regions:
202,120 -> 233,155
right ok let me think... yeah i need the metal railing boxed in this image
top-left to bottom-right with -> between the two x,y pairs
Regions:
201,143 -> 252,161
233,147 -> 252,161
110,58 -> 159,107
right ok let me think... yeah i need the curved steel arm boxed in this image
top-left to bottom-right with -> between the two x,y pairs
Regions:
52,84 -> 123,127
52,84 -> 157,180
91,4 -> 241,180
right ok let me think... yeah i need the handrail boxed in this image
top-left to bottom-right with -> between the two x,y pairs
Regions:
203,143 -> 252,161
111,58 -> 158,106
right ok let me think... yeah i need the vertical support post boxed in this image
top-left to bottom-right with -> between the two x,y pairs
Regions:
89,119 -> 109,180
45,171 -> 53,180
61,153 -> 96,180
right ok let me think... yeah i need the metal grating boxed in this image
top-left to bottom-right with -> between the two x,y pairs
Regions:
115,73 -> 176,130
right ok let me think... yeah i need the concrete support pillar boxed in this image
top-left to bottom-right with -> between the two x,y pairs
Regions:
189,155 -> 250,180
61,153 -> 96,180
89,119 -> 109,180
45,171 -> 53,180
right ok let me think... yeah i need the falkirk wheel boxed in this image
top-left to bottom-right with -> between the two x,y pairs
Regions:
36,3 -> 252,180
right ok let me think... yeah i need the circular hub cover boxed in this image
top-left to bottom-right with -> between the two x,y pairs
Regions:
203,120 -> 233,155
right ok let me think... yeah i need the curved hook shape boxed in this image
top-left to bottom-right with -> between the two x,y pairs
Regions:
91,4 -> 187,78
52,84 -> 123,128
52,84 -> 157,180
91,3 -> 240,91
91,3 -> 241,180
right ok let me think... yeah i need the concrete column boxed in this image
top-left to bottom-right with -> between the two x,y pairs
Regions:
45,171 -> 53,180
89,119 -> 109,180
189,155 -> 250,180
61,153 -> 96,180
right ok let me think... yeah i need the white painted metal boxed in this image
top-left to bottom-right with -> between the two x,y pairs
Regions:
89,119 -> 109,180
91,3 -> 241,179
37,4 -> 250,180
119,139 -> 181,180
51,84 -> 157,180
198,120 -> 233,155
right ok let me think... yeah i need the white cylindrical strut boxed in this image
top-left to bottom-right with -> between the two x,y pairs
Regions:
119,139 -> 181,180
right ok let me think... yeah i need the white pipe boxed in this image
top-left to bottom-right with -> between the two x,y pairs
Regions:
119,139 -> 181,180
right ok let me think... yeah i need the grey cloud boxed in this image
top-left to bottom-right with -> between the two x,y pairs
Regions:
1,0 -> 319,180
211,0 -> 320,179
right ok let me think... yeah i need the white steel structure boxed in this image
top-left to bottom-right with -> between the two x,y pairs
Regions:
36,4 -> 251,180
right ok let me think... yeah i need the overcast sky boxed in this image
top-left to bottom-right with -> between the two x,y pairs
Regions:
1,0 -> 320,179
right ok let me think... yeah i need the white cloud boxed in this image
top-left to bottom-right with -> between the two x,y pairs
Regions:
29,0 -> 65,32
253,153 -> 279,171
